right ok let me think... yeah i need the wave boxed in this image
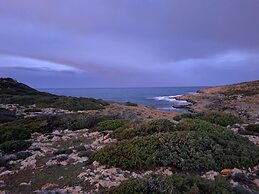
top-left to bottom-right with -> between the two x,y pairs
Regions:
151,95 -> 191,106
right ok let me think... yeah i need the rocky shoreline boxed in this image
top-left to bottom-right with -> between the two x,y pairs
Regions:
177,81 -> 259,122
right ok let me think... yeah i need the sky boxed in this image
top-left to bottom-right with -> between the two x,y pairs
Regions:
0,0 -> 259,88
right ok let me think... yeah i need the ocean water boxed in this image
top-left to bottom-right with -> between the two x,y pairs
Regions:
40,87 -> 204,113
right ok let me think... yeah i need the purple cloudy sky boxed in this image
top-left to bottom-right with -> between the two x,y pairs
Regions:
0,0 -> 259,88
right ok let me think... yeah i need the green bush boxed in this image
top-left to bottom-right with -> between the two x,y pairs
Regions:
93,131 -> 259,171
175,112 -> 243,127
95,119 -> 129,132
38,97 -> 109,111
109,174 -> 233,194
175,118 -> 235,139
0,113 -> 117,145
0,117 -> 49,143
156,131 -> 259,171
246,124 -> 259,134
48,113 -> 117,131
92,136 -> 160,170
0,140 -> 31,153
112,127 -> 139,140
112,119 -> 176,140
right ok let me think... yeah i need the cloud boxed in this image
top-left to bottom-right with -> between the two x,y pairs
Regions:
0,54 -> 81,73
167,50 -> 259,69
0,0 -> 258,87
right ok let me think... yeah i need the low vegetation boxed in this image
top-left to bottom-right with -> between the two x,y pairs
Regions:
92,136 -> 159,170
174,111 -> 243,127
94,119 -> 129,132
0,108 -> 18,123
0,113 -> 117,153
246,124 -> 259,134
109,174 -> 234,194
0,140 -> 31,153
112,119 -> 176,140
93,119 -> 259,171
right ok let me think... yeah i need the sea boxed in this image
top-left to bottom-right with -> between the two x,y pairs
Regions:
40,87 -> 204,113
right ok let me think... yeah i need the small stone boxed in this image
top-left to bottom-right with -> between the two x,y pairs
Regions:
231,168 -> 243,175
93,161 -> 99,167
60,161 -> 69,166
77,172 -> 88,179
41,183 -> 59,191
20,181 -> 31,186
0,170 -> 15,177
132,172 -> 138,178
163,168 -> 173,176
202,170 -> 219,181
253,179 -> 259,187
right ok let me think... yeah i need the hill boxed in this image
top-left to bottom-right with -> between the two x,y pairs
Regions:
0,78 -> 108,111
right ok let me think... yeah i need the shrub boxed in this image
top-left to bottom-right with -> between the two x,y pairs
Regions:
109,174 -> 233,194
0,117 -> 49,143
156,131 -> 259,171
246,124 -> 259,134
46,113 -> 118,131
39,97 -> 109,111
93,131 -> 259,171
112,119 -> 176,140
112,127 -> 139,140
95,119 -> 129,132
91,136 -> 160,170
0,140 -> 31,153
147,119 -> 175,133
175,118 -> 235,139
174,112 -> 243,127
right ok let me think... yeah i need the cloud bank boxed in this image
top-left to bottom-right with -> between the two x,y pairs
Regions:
0,0 -> 258,87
